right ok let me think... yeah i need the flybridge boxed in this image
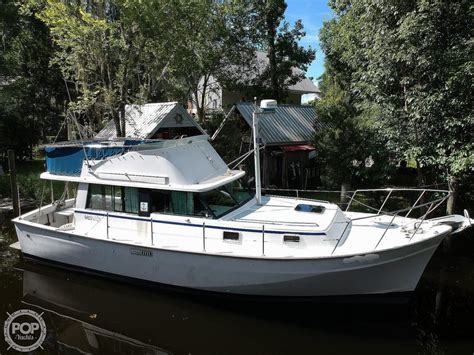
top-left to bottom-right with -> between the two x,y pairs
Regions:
44,135 -> 209,176
41,135 -> 245,192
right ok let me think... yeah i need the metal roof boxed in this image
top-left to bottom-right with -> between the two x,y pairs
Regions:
235,102 -> 326,145
95,102 -> 206,140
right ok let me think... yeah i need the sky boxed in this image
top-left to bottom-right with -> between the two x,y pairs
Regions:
285,0 -> 334,81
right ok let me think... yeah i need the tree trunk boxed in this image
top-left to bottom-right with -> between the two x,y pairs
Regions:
196,75 -> 209,122
340,182 -> 351,206
113,114 -> 122,138
119,102 -> 126,137
267,27 -> 278,100
446,178 -> 459,215
415,159 -> 424,187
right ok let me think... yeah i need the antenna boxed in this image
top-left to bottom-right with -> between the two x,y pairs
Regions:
63,78 -> 91,169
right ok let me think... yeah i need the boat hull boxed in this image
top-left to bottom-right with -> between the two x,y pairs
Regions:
14,221 -> 447,297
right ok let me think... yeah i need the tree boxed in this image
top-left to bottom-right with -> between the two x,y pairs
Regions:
28,0 -> 258,129
29,0 -> 178,137
0,0 -> 66,158
313,64 -> 393,193
173,0 -> 256,121
314,5 -> 392,193
322,0 -> 473,212
252,0 -> 316,101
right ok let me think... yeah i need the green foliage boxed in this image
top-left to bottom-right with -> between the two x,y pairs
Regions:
249,0 -> 316,101
324,0 -> 473,184
203,112 -> 250,166
176,0 -> 257,120
0,0 -> 66,158
25,0 -> 178,136
20,0 -> 262,129
313,65 -> 394,188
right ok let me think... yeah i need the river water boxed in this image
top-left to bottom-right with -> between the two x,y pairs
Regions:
1,223 -> 473,355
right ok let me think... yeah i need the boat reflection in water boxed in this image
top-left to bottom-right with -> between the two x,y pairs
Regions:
18,255 -> 473,355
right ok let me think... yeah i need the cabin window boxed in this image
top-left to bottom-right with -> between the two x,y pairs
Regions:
86,184 -> 138,214
149,190 -> 208,217
171,191 -> 194,215
199,188 -> 238,218
227,180 -> 253,205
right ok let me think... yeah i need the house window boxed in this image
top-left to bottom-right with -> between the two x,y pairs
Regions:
86,184 -> 138,214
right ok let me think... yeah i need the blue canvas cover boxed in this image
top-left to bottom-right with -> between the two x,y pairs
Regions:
45,139 -> 146,176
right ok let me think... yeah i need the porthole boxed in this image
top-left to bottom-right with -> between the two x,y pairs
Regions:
284,235 -> 300,243
223,231 -> 240,241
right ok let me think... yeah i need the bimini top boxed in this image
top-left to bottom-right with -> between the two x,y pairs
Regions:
44,138 -> 153,176
41,135 -> 245,192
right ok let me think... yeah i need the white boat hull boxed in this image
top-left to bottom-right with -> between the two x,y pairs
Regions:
14,221 -> 448,297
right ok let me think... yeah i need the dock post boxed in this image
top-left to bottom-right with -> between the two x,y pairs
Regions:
7,150 -> 20,217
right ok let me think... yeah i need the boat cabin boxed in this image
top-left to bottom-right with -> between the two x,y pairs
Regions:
36,135 -> 351,258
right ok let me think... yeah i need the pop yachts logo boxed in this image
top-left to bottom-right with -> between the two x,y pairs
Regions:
3,309 -> 46,352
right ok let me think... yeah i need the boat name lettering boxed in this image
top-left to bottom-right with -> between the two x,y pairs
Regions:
130,248 -> 153,257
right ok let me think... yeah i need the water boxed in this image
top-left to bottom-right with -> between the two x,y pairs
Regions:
1,224 -> 473,355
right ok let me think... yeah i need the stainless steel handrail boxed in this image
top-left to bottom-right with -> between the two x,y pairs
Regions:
150,217 -> 154,246
349,195 -> 449,222
377,190 -> 393,214
202,222 -> 206,252
374,213 -> 398,250
331,221 -> 351,255
404,190 -> 426,219
334,188 -> 451,253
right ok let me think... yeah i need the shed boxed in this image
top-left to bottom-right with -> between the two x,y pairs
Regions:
96,102 -> 206,140
214,102 -> 325,189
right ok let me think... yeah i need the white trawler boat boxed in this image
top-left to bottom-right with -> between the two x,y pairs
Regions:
12,101 -> 473,296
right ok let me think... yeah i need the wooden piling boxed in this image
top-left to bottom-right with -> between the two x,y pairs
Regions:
7,149 -> 20,217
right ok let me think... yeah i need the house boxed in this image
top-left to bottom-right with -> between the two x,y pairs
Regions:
213,102 -> 327,189
190,51 -> 321,116
96,102 -> 206,140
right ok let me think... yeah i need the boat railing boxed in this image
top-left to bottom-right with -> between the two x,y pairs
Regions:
262,187 -> 452,254
344,188 -> 450,222
53,187 -> 450,257
338,188 -> 451,252
97,212 -> 268,256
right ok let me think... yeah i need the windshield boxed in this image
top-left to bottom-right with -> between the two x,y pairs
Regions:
199,179 -> 253,218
